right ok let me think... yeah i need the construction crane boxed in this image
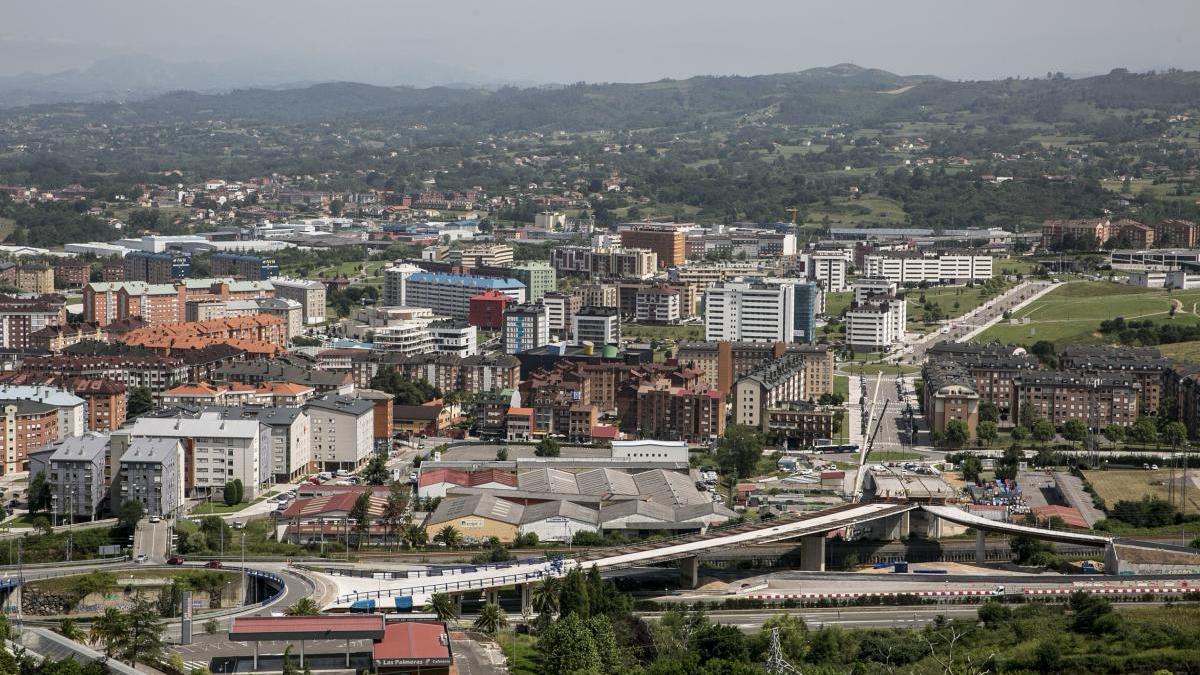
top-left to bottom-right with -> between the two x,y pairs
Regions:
785,208 -> 799,225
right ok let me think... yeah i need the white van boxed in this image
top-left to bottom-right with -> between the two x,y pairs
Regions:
335,469 -> 351,477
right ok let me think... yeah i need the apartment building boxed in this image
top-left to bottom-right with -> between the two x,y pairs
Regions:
808,252 -> 848,292
117,437 -> 185,518
16,265 -> 54,294
635,380 -> 725,443
0,295 -> 66,349
635,287 -> 681,324
467,290 -> 512,330
53,260 -> 91,290
382,263 -> 424,306
210,253 -> 280,280
845,298 -> 906,351
676,341 -> 833,398
372,320 -> 435,356
1154,219 -> 1199,248
202,406 -> 312,483
704,280 -> 795,343
30,435 -> 108,520
853,277 -> 898,303
733,352 -> 812,428
925,342 -> 1040,421
429,320 -> 478,358
1012,372 -> 1140,428
765,402 -> 836,445
84,278 -> 274,326
577,283 -> 619,309
450,244 -> 514,269
119,314 -> 288,353
1041,218 -> 1111,249
22,354 -> 188,397
862,253 -> 993,284
503,302 -> 550,355
406,272 -> 525,320
0,384 -> 85,439
268,277 -> 326,325
377,352 -> 520,394
572,306 -> 620,345
542,291 -> 581,334
124,251 -> 190,283
305,395 -> 374,473
550,246 -> 658,279
1112,219 -> 1155,248
1058,344 -> 1169,415
921,361 -> 980,437
116,414 -> 263,499
0,400 -> 60,475
620,227 -> 685,268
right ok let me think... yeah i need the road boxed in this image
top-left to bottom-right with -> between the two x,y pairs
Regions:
133,518 -> 170,562
891,279 -> 1059,365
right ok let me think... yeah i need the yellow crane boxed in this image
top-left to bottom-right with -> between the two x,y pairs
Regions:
785,208 -> 799,225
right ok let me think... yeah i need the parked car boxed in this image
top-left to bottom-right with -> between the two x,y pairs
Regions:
205,560 -> 223,569
167,556 -> 185,565
149,515 -> 161,523
134,554 -> 148,564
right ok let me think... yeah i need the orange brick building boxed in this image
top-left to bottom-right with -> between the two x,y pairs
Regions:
0,400 -> 60,475
119,314 -> 287,356
84,279 -> 275,326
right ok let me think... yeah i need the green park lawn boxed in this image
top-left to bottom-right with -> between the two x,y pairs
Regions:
1159,340 -> 1200,364
973,281 -> 1200,347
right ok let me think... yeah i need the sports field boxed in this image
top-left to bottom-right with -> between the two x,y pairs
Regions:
973,281 -> 1200,346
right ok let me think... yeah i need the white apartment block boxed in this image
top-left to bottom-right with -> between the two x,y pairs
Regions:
269,277 -> 327,324
452,244 -> 514,269
703,281 -> 795,343
305,395 -> 374,473
406,273 -> 525,320
845,297 -> 907,351
853,277 -> 899,303
382,263 -> 424,306
572,307 -> 621,345
503,302 -> 550,354
635,288 -> 681,324
808,253 -> 848,292
541,292 -> 580,334
371,320 -> 436,356
863,253 -> 993,284
429,320 -> 478,357
118,415 -> 265,499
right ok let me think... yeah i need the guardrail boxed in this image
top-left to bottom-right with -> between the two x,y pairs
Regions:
0,555 -> 127,572
335,561 -> 577,605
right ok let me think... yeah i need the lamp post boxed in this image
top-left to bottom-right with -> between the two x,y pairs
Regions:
241,532 -> 247,605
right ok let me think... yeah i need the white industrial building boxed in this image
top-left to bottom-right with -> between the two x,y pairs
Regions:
704,280 -> 795,343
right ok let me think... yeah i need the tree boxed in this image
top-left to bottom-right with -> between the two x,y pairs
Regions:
535,437 -> 561,458
349,491 -> 373,548
286,598 -> 320,616
117,499 -> 145,532
1128,416 -> 1159,446
943,419 -> 970,448
531,576 -> 562,618
27,471 -> 52,514
402,524 -> 428,549
1032,418 -> 1056,447
383,481 -> 408,550
434,525 -> 462,548
538,613 -> 600,674
496,446 -> 508,461
473,602 -> 508,636
1101,424 -> 1125,446
58,618 -> 86,643
979,401 -> 1000,424
558,567 -> 591,619
976,421 -> 999,447
282,645 -> 300,675
1162,421 -> 1188,450
1011,425 -> 1029,447
427,593 -> 458,623
362,452 -> 389,485
121,598 -> 165,666
1062,419 -> 1087,449
127,387 -> 154,417
715,425 -> 765,498
958,452 -> 984,483
223,481 -> 239,507
995,444 -> 1023,481
89,608 -> 126,657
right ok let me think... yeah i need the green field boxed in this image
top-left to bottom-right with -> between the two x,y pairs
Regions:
1159,340 -> 1200,364
824,291 -> 852,317
906,281 -> 1013,331
974,281 -> 1200,346
624,323 -> 704,343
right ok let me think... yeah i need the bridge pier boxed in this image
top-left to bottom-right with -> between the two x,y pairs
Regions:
1105,543 -> 1119,575
486,589 -> 499,606
679,556 -> 699,589
456,594 -> 464,614
520,583 -> 531,614
800,535 -> 826,572
975,530 -> 986,564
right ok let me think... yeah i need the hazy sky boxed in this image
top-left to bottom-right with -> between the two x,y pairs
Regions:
3,0 -> 1198,85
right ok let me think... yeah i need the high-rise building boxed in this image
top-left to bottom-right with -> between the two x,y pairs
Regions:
503,302 -> 550,355
703,281 -> 795,343
863,253 -> 993,284
542,291 -> 581,335
124,251 -> 191,283
468,290 -> 512,330
210,253 -> 280,281
619,227 -> 686,268
635,287 -> 681,324
509,262 -> 556,301
845,298 -> 906,351
382,263 -> 424,306
807,252 -> 848,292
793,282 -> 820,344
406,272 -> 525,320
269,277 -> 327,325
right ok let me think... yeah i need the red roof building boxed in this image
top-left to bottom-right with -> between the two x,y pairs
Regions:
373,622 -> 452,673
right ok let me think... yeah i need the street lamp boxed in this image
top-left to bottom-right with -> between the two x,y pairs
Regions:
241,532 -> 247,605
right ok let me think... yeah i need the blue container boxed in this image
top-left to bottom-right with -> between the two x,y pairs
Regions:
893,561 -> 910,573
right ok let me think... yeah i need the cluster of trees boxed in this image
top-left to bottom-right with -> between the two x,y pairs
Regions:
369,369 -> 441,406
327,284 -> 378,319
222,479 -> 245,506
0,198 -> 119,248
1099,316 -> 1200,347
1109,495 -> 1182,528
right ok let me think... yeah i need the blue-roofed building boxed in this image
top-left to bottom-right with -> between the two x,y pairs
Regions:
406,272 -> 526,320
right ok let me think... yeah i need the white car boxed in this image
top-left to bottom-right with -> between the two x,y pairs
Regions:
148,515 -> 161,523
135,554 -> 148,563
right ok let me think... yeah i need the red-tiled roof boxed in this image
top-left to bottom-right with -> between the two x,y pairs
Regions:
1032,504 -> 1089,529
373,622 -> 451,664
591,425 -> 619,439
281,491 -> 388,519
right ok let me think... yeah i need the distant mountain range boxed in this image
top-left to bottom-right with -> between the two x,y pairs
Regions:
5,63 -> 1200,133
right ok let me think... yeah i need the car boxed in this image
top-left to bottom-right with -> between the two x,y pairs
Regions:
148,515 -> 161,523
205,560 -> 223,569
134,554 -> 148,563
166,556 -> 185,565
232,521 -> 245,529
409,471 -> 419,482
